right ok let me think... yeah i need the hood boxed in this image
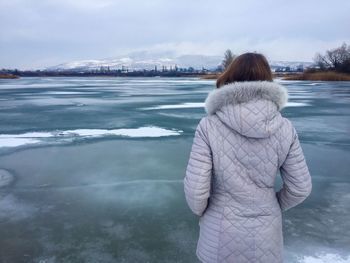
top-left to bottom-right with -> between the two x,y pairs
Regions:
204,81 -> 288,138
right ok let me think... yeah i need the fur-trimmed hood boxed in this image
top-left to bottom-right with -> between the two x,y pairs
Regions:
205,81 -> 288,115
204,81 -> 289,138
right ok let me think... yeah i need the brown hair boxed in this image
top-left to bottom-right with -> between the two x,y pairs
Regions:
216,52 -> 273,88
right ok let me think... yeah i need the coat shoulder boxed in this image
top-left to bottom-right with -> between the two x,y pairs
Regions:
278,117 -> 297,139
198,114 -> 220,129
197,115 -> 220,137
195,115 -> 221,148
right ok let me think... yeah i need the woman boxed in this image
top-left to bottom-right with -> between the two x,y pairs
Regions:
184,53 -> 312,263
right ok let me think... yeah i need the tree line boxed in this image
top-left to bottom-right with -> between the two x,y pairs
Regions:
314,43 -> 350,73
221,43 -> 350,74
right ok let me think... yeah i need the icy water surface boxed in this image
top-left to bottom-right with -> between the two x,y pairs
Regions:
0,77 -> 349,262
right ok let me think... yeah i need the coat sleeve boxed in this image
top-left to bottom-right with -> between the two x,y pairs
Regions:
276,127 -> 312,212
184,118 -> 213,216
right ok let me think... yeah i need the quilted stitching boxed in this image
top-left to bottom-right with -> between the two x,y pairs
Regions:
184,81 -> 312,263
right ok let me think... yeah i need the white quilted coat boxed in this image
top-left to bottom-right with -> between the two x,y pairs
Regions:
184,81 -> 312,263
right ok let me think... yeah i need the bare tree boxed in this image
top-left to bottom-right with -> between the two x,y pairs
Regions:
314,43 -> 350,72
222,49 -> 235,70
314,52 -> 331,70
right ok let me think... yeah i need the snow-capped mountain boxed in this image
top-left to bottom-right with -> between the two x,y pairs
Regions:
47,51 -> 313,72
269,61 -> 313,70
48,54 -> 222,72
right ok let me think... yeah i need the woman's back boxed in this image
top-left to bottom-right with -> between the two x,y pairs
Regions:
184,53 -> 312,263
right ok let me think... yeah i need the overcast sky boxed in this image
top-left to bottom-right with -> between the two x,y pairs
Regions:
1,0 -> 349,69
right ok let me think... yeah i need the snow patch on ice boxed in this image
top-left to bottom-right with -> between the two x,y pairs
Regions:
299,253 -> 350,263
287,102 -> 310,107
142,101 -> 309,110
302,83 -> 321,86
0,127 -> 183,148
44,91 -> 99,95
0,132 -> 54,138
59,127 -> 182,138
0,138 -> 41,147
142,102 -> 205,110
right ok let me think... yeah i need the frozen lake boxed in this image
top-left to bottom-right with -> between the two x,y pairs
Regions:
0,77 -> 349,262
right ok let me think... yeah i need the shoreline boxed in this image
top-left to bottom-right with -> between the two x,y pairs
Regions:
282,71 -> 350,81
2,72 -> 350,81
0,74 -> 19,79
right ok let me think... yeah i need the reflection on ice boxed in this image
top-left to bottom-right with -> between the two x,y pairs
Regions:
16,179 -> 183,191
0,194 -> 39,222
0,169 -> 14,187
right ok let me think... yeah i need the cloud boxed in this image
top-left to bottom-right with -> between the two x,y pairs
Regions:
0,0 -> 349,68
121,38 -> 350,62
53,0 -> 115,10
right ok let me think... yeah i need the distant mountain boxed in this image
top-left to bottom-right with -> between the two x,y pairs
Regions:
48,54 -> 222,72
269,61 -> 314,70
47,52 -> 313,72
